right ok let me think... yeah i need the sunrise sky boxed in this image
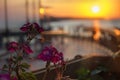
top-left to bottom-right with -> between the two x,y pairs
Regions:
0,0 -> 120,28
0,0 -> 120,19
42,0 -> 120,19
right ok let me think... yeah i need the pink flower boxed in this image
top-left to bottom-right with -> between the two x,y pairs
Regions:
51,52 -> 64,64
7,42 -> 33,54
20,23 -> 44,33
33,23 -> 44,33
38,46 -> 53,61
38,46 -> 64,64
0,74 -> 17,80
20,23 -> 32,32
0,74 -> 10,80
8,42 -> 19,52
22,44 -> 33,54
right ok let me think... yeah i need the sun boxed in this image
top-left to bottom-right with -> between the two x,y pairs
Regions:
39,8 -> 45,14
91,6 -> 100,13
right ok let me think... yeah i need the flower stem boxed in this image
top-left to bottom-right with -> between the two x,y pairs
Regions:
42,61 -> 50,80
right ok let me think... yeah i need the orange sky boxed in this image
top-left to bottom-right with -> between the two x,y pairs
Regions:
0,0 -> 120,22
0,0 -> 119,28
42,0 -> 120,19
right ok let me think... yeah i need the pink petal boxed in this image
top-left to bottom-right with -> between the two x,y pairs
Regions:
20,23 -> 31,32
8,42 -> 19,52
20,27 -> 29,31
10,42 -> 19,47
0,74 -> 10,80
22,44 -> 33,54
33,23 -> 44,33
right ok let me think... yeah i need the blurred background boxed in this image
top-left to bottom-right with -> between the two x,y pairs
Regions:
0,0 -> 120,71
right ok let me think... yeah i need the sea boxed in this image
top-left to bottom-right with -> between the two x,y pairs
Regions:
0,19 -> 120,32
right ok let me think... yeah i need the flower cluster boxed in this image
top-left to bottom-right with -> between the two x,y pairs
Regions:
37,46 -> 65,80
0,22 -> 65,80
38,46 -> 64,64
8,41 -> 33,54
0,74 -> 17,80
20,23 -> 44,33
20,23 -> 44,42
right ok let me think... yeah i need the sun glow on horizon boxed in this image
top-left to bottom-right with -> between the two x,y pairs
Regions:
92,6 -> 100,13
42,0 -> 120,19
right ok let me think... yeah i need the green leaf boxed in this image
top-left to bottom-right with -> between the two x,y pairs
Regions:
2,64 -> 8,69
20,63 -> 30,69
77,67 -> 90,76
21,68 -> 26,72
17,56 -> 23,61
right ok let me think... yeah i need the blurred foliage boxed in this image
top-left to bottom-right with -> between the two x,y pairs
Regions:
76,65 -> 109,80
20,72 -> 37,80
